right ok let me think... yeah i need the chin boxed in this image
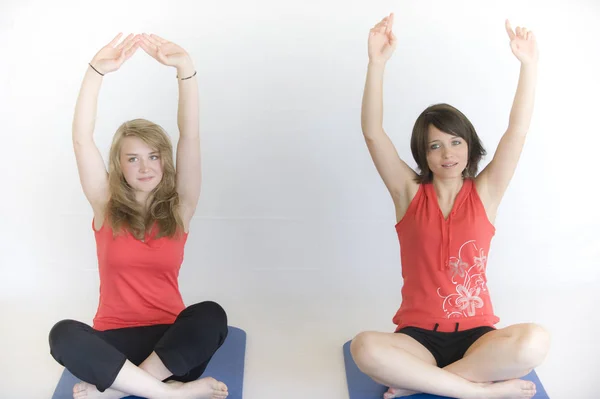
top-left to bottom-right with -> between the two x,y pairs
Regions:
132,185 -> 158,193
434,170 -> 464,180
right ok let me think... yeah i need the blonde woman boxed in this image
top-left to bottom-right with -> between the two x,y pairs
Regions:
49,33 -> 229,399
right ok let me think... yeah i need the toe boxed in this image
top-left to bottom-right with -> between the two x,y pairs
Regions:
72,382 -> 88,399
73,383 -> 86,393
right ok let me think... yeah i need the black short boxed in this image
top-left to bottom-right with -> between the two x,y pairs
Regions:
396,324 -> 495,368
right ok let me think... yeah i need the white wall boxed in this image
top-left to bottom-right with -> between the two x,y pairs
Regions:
1,0 -> 598,397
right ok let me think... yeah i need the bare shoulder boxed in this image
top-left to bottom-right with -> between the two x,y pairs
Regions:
393,179 -> 420,223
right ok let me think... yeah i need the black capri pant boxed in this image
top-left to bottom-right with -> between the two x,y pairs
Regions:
49,301 -> 228,392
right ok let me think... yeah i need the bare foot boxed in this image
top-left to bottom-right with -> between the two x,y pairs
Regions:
477,379 -> 536,399
72,382 -> 126,399
383,386 -> 420,398
172,377 -> 229,399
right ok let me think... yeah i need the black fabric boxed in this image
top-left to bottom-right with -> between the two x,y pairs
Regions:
49,301 -> 228,392
396,324 -> 495,368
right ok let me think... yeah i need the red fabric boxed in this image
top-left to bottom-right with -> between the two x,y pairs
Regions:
92,220 -> 187,331
393,179 -> 500,332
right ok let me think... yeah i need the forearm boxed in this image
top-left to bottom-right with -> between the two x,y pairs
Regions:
72,66 -> 103,145
507,63 -> 538,135
176,59 -> 199,139
361,62 -> 386,137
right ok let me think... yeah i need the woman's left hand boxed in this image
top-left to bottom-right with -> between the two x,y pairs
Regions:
138,33 -> 192,69
505,20 -> 538,65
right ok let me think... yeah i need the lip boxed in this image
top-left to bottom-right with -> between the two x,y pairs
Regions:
138,177 -> 154,182
442,163 -> 458,168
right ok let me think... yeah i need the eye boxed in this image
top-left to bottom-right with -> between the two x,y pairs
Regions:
128,157 -> 138,162
430,144 -> 440,150
150,155 -> 160,160
452,140 -> 462,145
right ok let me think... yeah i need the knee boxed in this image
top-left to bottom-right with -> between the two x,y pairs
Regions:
194,301 -> 227,320
184,301 -> 228,331
350,331 -> 381,371
514,323 -> 551,368
49,319 -> 82,356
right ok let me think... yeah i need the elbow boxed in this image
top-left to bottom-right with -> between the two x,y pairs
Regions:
506,125 -> 530,138
361,126 -> 383,141
72,135 -> 94,148
361,122 -> 375,138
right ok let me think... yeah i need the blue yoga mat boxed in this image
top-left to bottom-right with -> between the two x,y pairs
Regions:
343,340 -> 549,399
52,326 -> 246,399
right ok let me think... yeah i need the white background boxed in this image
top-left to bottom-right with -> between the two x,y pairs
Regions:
1,0 -> 599,397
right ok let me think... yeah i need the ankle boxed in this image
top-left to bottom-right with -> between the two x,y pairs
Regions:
458,383 -> 480,399
157,382 -> 179,399
467,382 -> 489,399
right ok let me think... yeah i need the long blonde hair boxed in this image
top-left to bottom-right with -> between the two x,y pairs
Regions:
107,119 -> 183,239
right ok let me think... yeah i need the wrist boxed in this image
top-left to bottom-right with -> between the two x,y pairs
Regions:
176,57 -> 195,77
520,60 -> 539,70
367,60 -> 387,74
520,62 -> 538,78
88,62 -> 105,77
368,59 -> 387,68
367,60 -> 386,72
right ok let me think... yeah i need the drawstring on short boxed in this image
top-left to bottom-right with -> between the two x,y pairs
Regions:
432,322 -> 459,332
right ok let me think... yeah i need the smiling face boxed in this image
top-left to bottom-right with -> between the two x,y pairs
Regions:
426,124 -> 469,180
410,104 -> 487,183
105,119 -> 182,238
119,136 -> 163,193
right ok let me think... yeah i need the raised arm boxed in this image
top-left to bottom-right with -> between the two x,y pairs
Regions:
73,33 -> 139,219
477,21 -> 539,213
362,14 -> 418,213
139,34 -> 200,226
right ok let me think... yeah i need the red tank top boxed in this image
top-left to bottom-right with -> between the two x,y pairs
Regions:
92,220 -> 187,331
393,179 -> 500,332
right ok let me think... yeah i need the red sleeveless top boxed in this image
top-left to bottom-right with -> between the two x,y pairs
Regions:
92,220 -> 188,331
393,179 -> 500,332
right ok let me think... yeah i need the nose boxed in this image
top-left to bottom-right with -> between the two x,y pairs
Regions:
139,159 -> 149,172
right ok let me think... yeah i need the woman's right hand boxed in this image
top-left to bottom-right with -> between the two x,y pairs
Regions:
89,33 -> 140,75
368,13 -> 397,65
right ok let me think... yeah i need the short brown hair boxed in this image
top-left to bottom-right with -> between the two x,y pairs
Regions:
410,103 -> 486,183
